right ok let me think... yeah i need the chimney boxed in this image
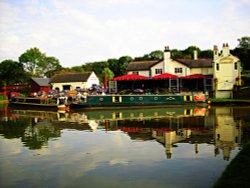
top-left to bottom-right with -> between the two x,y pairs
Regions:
213,45 -> 218,60
222,43 -> 230,57
163,45 -> 171,73
193,47 -> 198,60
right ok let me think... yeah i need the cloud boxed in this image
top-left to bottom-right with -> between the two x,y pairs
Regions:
0,0 -> 249,67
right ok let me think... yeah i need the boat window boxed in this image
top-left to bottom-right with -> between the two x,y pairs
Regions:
185,95 -> 193,101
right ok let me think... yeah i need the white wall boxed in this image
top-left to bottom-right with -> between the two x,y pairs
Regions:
151,62 -> 164,77
127,71 -> 150,77
51,72 -> 100,91
87,72 -> 100,88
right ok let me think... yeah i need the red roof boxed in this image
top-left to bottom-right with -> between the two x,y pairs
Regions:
181,74 -> 208,79
152,73 -> 178,79
112,74 -> 148,81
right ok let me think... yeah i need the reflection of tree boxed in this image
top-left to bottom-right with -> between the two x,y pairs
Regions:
0,118 -> 30,139
22,123 -> 61,150
0,118 -> 61,150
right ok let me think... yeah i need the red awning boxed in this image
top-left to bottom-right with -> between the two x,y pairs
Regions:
152,73 -> 178,79
181,74 -> 208,79
112,74 -> 148,81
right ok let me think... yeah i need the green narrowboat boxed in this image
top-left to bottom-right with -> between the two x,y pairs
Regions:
71,93 -> 207,109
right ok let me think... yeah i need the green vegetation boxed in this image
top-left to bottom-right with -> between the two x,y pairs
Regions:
213,140 -> 250,188
0,36 -> 249,87
19,47 -> 62,77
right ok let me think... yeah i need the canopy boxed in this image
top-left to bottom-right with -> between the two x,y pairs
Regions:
181,74 -> 208,79
112,74 -> 148,81
152,73 -> 178,79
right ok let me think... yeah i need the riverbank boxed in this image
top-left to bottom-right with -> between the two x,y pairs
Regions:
213,140 -> 250,188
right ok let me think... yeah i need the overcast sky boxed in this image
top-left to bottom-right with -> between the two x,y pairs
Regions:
0,0 -> 249,67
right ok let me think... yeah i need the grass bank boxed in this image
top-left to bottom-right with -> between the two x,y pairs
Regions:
213,140 -> 250,188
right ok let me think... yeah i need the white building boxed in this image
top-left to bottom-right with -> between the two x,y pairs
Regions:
127,46 -> 213,77
50,72 -> 99,91
213,44 -> 241,98
127,44 -> 241,98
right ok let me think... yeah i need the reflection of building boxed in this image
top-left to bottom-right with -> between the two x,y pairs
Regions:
214,108 -> 242,160
152,127 -> 212,159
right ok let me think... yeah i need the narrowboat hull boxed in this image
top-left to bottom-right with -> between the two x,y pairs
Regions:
71,94 -> 207,109
10,97 -> 70,111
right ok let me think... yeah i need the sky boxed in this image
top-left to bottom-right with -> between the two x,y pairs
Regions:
0,0 -> 249,67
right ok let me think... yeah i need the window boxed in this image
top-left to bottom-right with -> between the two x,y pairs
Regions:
63,85 -> 71,91
155,69 -> 162,74
175,68 -> 182,73
216,63 -> 219,71
234,62 -> 237,70
149,71 -> 152,77
132,71 -> 139,75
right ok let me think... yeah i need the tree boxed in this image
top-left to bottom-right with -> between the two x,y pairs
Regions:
149,50 -> 163,60
232,36 -> 250,70
199,50 -> 213,58
43,56 -> 62,78
82,61 -> 108,79
182,46 -> 201,59
70,65 -> 85,73
107,56 -> 132,76
100,67 -> 114,84
0,59 -> 28,85
19,47 -> 62,77
237,36 -> 250,49
171,49 -> 185,59
19,48 -> 45,76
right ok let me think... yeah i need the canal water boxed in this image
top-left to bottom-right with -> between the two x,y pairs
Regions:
0,105 -> 250,188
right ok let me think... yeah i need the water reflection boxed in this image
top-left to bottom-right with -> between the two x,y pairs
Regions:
1,105 -> 250,188
0,105 -> 248,161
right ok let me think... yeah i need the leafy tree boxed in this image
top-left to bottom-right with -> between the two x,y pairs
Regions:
100,67 -> 114,84
82,61 -> 108,79
171,49 -> 185,59
232,36 -> 250,70
19,47 -> 45,76
237,36 -> 250,49
149,50 -> 163,60
118,56 -> 132,75
108,56 -> 132,76
19,47 -> 62,77
182,46 -> 201,59
43,56 -> 62,78
199,50 -> 213,58
70,65 -> 85,72
0,59 -> 28,85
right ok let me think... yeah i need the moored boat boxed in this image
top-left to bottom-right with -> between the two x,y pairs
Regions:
71,93 -> 207,109
10,96 -> 70,111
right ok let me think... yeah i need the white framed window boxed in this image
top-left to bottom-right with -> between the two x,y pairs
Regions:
132,71 -> 139,75
175,68 -> 183,73
155,69 -> 162,74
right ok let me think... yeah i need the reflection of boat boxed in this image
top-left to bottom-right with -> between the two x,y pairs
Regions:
71,93 -> 207,109
10,96 -> 70,111
73,107 -> 207,121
